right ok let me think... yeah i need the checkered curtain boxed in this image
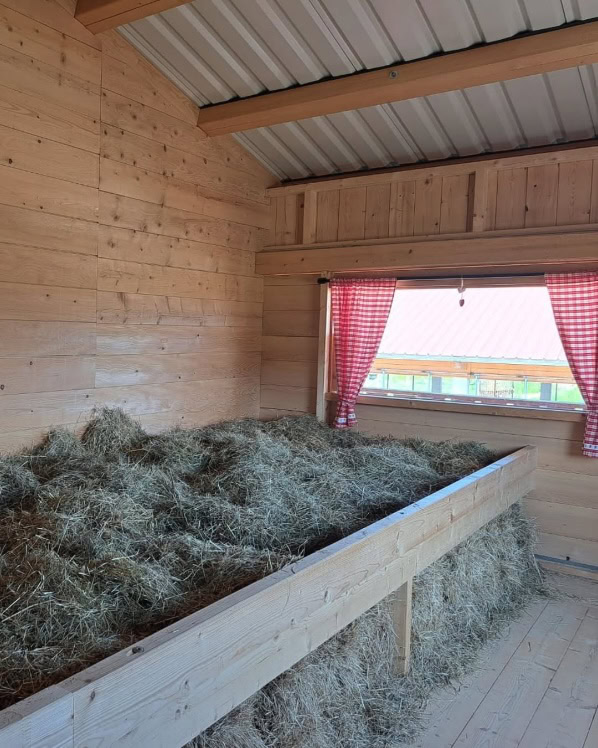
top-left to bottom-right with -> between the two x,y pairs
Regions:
331,278 -> 396,429
546,272 -> 598,457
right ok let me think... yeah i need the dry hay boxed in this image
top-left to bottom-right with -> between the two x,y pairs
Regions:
0,409 -> 544,746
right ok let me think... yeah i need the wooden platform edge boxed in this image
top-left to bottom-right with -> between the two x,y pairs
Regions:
0,446 -> 537,748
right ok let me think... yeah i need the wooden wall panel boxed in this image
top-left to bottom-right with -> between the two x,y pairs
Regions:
260,276 -> 320,420
0,45 -> 99,119
96,325 -> 261,356
316,190 -> 340,242
266,146 -> 598,251
556,160 -> 593,225
338,187 -> 366,240
0,7 -> 270,452
99,89 -> 266,179
95,351 -> 261,387
440,174 -> 471,233
0,4 -> 100,84
99,192 -> 265,251
413,177 -> 443,235
0,82 -> 100,153
100,49 -> 196,124
96,291 -> 261,328
525,165 -> 559,228
365,184 -> 390,239
273,194 -> 302,245
100,124 -> 268,207
97,258 -> 262,303
389,181 -> 416,236
98,225 -> 256,277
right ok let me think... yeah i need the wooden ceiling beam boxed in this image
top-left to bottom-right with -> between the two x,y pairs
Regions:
255,230 -> 598,277
198,21 -> 598,136
75,0 -> 191,33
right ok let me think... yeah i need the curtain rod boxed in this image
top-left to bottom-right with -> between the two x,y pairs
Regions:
316,272 -> 546,284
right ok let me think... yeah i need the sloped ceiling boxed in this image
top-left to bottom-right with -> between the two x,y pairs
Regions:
119,0 -> 598,180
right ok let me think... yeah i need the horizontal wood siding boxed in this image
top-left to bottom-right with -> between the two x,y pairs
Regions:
0,3 -> 271,451
260,276 -> 320,420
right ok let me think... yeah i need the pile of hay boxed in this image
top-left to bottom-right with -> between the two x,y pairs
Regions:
0,409 -> 543,746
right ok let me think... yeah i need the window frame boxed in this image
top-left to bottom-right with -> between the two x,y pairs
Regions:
322,276 -> 587,421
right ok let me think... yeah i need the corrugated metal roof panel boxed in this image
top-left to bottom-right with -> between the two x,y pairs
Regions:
378,287 -> 567,362
120,0 -> 598,179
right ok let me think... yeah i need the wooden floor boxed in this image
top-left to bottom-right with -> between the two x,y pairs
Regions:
404,572 -> 598,748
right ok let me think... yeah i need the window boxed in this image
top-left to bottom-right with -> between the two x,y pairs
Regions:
360,285 -> 585,411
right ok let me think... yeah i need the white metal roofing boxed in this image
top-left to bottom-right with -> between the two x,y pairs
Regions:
119,0 -> 598,181
378,287 -> 567,363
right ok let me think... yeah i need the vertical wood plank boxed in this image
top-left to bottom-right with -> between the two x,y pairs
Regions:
525,164 -> 559,228
485,170 -> 498,231
413,177 -> 442,235
390,578 -> 413,675
302,190 -> 318,244
495,168 -> 528,229
274,196 -> 299,245
590,160 -> 598,223
557,161 -> 592,225
315,280 -> 331,423
338,187 -> 367,240
364,184 -> 391,239
389,181 -> 415,236
440,174 -> 471,233
315,190 -> 340,242
470,168 -> 489,232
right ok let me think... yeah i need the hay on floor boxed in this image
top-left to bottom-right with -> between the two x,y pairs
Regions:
0,409 -> 544,746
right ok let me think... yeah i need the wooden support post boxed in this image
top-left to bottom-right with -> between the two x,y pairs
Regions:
315,278 -> 331,422
391,577 -> 413,675
302,190 -> 318,245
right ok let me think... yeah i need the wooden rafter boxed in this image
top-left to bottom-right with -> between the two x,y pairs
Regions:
75,0 -> 191,33
198,21 -> 598,135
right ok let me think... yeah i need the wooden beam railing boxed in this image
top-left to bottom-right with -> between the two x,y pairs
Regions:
0,448 -> 536,748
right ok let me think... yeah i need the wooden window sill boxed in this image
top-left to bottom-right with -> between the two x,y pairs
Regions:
325,393 -> 586,422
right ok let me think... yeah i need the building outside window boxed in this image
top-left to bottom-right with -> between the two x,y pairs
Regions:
361,285 -> 584,411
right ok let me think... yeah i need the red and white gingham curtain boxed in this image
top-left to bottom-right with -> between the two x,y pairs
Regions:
546,272 -> 598,457
330,278 -> 395,429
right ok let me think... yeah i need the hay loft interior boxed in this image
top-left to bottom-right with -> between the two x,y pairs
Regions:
0,0 -> 597,746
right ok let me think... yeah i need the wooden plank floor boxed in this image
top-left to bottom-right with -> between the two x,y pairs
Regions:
403,572 -> 598,748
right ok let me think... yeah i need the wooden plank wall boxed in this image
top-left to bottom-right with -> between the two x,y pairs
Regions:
271,154 -> 598,246
261,276 -> 320,416
0,0 -> 272,452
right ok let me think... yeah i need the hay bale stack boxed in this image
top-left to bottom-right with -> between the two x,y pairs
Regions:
0,409 -> 544,746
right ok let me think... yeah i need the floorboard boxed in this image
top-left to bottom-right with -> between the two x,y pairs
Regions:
402,573 -> 598,748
